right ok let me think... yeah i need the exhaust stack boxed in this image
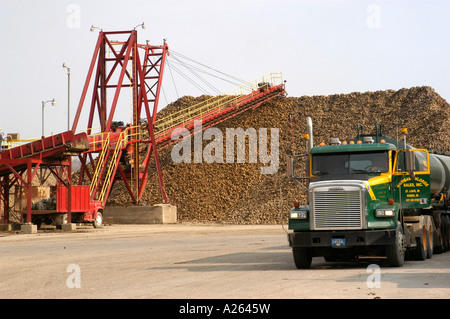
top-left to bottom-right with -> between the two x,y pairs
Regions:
306,116 -> 313,153
287,116 -> 314,179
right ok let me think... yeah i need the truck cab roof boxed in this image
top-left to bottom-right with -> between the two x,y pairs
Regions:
310,141 -> 397,154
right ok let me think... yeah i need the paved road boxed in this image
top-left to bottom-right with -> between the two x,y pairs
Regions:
1,223 -> 449,299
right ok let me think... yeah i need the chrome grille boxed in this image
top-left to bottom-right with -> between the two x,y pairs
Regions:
312,186 -> 363,230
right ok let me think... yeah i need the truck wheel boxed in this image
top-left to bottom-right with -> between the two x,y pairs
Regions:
292,248 -> 312,269
386,224 -> 405,267
434,226 -> 444,254
414,227 -> 427,261
427,225 -> 433,259
93,212 -> 103,228
54,214 -> 68,230
32,216 -> 43,230
23,215 -> 43,229
444,215 -> 450,252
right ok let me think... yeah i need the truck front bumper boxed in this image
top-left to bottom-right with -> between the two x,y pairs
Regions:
288,228 -> 397,248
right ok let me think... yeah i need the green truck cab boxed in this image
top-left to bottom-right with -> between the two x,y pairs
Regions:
287,119 -> 450,268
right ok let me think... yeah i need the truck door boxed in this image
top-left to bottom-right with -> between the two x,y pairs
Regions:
393,149 -> 431,209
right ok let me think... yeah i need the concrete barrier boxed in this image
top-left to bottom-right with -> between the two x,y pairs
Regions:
103,204 -> 177,224
21,223 -> 37,234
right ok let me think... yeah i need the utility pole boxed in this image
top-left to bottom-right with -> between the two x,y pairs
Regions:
63,63 -> 71,130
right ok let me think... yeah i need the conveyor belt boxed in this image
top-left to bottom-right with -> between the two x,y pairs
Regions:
0,131 -> 89,176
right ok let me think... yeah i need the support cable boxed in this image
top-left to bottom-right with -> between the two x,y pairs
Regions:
170,55 -> 222,95
166,59 -> 180,99
164,49 -> 254,98
168,57 -> 242,88
170,50 -> 251,86
165,60 -> 211,95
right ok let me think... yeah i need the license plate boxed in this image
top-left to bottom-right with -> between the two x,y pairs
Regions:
331,238 -> 346,247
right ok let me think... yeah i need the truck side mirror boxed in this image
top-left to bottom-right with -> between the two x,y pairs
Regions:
287,155 -> 294,178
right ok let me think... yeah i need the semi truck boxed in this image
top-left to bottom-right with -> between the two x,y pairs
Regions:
287,117 -> 450,268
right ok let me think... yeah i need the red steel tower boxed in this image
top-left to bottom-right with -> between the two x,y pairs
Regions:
72,30 -> 168,205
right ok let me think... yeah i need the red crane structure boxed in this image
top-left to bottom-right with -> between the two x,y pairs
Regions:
71,29 -> 169,206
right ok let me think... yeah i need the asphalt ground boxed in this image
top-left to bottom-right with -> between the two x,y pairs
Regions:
1,223 -> 449,301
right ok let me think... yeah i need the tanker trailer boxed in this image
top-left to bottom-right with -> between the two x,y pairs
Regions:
429,154 -> 450,196
417,153 -> 450,254
286,119 -> 450,268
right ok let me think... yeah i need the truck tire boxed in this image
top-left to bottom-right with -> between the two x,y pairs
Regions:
434,224 -> 444,254
292,248 -> 312,269
444,215 -> 450,252
32,216 -> 43,230
386,224 -> 405,267
54,213 -> 68,230
93,211 -> 103,228
427,225 -> 433,259
435,214 -> 447,254
414,228 -> 428,261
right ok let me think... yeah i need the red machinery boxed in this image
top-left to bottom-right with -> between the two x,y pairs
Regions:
0,29 -> 286,229
72,30 -> 169,206
0,131 -> 104,228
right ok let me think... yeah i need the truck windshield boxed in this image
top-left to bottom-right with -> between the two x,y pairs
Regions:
312,151 -> 389,175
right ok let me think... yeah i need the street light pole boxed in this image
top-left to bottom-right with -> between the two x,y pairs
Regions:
63,63 -> 71,131
42,99 -> 56,137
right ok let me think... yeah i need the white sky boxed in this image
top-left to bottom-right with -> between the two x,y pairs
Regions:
1,0 -> 449,139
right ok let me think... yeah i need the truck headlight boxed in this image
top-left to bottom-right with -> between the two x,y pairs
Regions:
290,211 -> 308,219
375,209 -> 394,218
